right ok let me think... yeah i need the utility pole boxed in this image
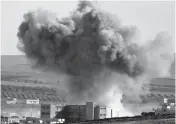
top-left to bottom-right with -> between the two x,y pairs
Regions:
111,109 -> 112,118
117,111 -> 119,117
31,109 -> 32,117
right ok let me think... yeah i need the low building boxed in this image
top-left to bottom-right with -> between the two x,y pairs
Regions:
55,102 -> 118,122
40,104 -> 51,118
154,98 -> 175,115
55,102 -> 95,123
55,105 -> 86,123
94,105 -> 107,119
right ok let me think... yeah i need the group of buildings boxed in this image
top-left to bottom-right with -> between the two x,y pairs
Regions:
1,100 -> 113,124
2,98 -> 175,124
1,84 -> 114,124
56,102 -> 113,123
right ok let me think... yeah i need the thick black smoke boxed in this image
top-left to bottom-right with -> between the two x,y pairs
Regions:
17,1 -> 174,116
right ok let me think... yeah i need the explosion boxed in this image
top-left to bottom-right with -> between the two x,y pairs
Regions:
17,1 -> 174,116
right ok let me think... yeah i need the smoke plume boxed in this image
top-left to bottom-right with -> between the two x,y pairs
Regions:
17,1 -> 174,116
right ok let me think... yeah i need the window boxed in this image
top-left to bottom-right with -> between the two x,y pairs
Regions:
170,103 -> 175,106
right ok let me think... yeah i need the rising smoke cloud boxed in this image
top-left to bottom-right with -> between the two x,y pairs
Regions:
17,1 -> 174,116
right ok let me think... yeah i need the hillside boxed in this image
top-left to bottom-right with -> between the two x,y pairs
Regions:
1,55 -> 175,95
1,55 -> 175,82
1,55 -> 64,86
1,55 -> 175,116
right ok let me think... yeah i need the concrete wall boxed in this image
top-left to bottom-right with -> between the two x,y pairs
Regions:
40,104 -> 51,118
55,105 -> 86,123
94,106 -> 107,119
94,106 -> 100,120
50,104 -> 57,118
86,102 -> 94,120
99,106 -> 106,119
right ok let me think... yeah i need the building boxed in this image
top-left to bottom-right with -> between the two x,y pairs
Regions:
163,98 -> 175,111
154,98 -> 175,115
55,102 -> 116,123
94,105 -> 107,119
55,102 -> 95,123
55,105 -> 86,123
86,102 -> 94,120
40,104 -> 51,118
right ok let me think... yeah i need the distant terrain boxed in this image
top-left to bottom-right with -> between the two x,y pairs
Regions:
1,55 -> 175,96
1,55 -> 63,87
1,55 -> 175,83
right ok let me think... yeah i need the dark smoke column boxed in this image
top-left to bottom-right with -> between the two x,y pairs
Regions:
17,1 -> 174,115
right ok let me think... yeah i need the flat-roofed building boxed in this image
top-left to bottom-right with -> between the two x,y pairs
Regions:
55,105 -> 86,123
94,105 -> 107,119
86,102 -> 94,120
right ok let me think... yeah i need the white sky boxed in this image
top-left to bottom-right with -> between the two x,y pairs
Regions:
1,1 -> 175,55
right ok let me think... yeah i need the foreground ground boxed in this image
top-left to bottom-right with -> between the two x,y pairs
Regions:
74,118 -> 175,124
